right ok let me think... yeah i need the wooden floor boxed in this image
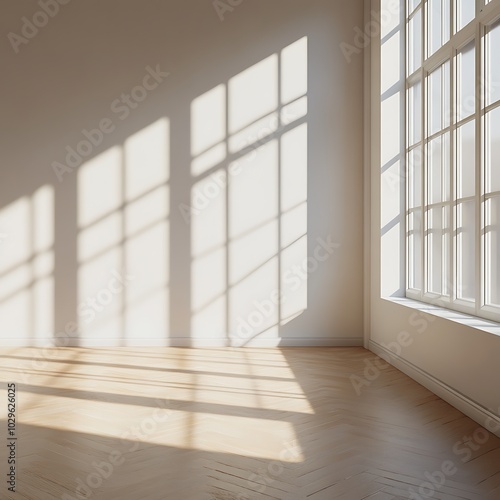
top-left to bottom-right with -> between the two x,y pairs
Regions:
0,347 -> 499,500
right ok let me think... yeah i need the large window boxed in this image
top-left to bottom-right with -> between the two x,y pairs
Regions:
406,0 -> 500,322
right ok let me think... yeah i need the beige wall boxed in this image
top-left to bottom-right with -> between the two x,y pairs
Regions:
0,0 -> 364,346
369,0 -> 500,426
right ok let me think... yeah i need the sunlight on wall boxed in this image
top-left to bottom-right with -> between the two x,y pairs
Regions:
190,83 -> 228,340
280,122 -> 308,324
190,37 -> 308,345
77,119 -> 170,344
0,186 -> 54,341
229,55 -> 278,134
228,140 -> 280,339
281,37 -> 308,103
191,84 -> 226,162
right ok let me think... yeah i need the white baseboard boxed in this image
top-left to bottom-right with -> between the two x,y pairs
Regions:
0,336 -> 364,348
369,340 -> 500,438
278,337 -> 363,347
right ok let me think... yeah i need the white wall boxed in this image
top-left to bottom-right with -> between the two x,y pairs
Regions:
0,0 -> 364,346
368,0 -> 500,428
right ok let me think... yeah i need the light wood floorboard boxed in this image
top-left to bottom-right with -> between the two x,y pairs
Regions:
0,347 -> 499,499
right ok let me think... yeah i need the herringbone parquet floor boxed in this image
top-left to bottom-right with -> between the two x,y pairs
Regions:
0,347 -> 499,500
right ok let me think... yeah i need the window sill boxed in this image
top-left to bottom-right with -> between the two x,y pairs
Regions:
382,296 -> 500,337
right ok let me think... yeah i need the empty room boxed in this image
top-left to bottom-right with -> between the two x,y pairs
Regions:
1,0 -> 500,499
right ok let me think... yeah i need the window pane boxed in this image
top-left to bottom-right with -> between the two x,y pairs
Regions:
457,120 -> 475,199
485,21 -> 500,106
486,106 -> 500,193
457,41 -> 475,121
408,8 -> 422,75
408,148 -> 423,208
408,0 -> 421,15
408,209 -> 423,290
428,61 -> 450,135
427,205 -> 450,295
456,199 -> 476,301
428,133 -> 450,204
455,0 -> 475,32
428,0 -> 451,56
408,81 -> 422,146
485,196 -> 500,307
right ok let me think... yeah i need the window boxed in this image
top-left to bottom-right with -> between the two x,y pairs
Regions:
406,0 -> 500,322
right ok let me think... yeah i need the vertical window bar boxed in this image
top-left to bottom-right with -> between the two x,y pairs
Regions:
475,19 -> 482,315
405,0 -> 500,321
421,0 -> 426,299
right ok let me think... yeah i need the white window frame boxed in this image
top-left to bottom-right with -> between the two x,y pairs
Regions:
406,0 -> 500,323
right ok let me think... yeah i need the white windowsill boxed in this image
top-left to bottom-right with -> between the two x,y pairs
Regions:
382,296 -> 500,337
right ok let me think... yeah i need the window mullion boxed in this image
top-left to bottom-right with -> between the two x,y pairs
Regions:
449,0 -> 455,303
450,33 -> 457,303
475,18 -> 482,317
421,0 -> 426,300
406,0 -> 500,322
